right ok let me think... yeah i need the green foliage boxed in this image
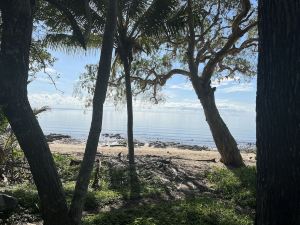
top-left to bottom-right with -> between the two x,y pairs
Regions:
2,184 -> 40,212
1,154 -> 256,225
207,167 -> 256,208
29,39 -> 57,79
82,197 -> 252,225
84,189 -> 121,211
63,181 -> 121,210
52,153 -> 80,181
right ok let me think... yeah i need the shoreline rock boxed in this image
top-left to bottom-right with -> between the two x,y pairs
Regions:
46,132 -> 256,152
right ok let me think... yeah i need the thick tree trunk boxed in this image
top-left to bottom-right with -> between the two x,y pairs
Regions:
193,82 -> 244,167
256,0 -> 300,224
0,2 -> 70,225
68,1 -> 117,224
3,99 -> 70,225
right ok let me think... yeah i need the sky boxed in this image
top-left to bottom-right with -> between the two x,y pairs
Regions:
28,49 -> 257,114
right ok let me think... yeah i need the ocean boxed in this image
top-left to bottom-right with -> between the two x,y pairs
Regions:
37,107 -> 256,147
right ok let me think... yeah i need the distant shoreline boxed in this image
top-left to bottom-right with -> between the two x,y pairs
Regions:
46,132 -> 256,153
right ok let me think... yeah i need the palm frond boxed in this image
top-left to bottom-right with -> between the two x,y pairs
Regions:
33,106 -> 51,116
136,0 -> 179,38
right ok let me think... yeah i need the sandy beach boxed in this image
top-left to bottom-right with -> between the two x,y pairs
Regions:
49,143 -> 256,167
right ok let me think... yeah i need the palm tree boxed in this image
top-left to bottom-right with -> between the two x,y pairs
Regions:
64,0 -> 178,174
115,0 -> 177,170
39,0 -> 118,223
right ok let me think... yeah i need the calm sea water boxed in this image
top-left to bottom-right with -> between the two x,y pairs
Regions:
37,107 -> 256,147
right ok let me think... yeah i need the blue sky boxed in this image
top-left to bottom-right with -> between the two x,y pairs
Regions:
28,49 -> 257,113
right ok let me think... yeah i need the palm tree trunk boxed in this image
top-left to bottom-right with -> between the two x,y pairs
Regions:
68,1 -> 117,224
119,45 -> 139,198
256,0 -> 300,224
0,1 -> 70,224
119,48 -> 135,166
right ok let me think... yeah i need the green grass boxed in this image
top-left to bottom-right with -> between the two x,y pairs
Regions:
207,166 -> 256,208
1,154 -> 256,225
52,153 -> 80,181
1,184 -> 40,212
82,166 -> 256,225
83,197 -> 252,225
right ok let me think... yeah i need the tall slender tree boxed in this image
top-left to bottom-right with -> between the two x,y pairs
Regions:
68,0 -> 117,223
256,0 -> 300,224
115,0 -> 177,168
73,0 -> 178,168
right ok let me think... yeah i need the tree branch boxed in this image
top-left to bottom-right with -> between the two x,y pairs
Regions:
201,0 -> 256,83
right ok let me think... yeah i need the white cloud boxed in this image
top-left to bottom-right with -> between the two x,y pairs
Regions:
32,67 -> 61,85
44,67 -> 57,74
211,76 -> 240,87
29,91 -> 255,113
29,93 -> 84,109
168,77 -> 243,90
134,98 -> 254,113
219,83 -> 254,93
168,82 -> 193,91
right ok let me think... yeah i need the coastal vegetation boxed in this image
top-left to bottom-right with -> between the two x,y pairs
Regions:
0,0 -> 299,225
1,151 -> 256,225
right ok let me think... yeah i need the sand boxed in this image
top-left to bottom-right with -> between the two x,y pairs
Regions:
49,143 -> 256,167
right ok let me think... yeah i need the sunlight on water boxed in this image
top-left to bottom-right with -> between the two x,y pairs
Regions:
37,107 -> 256,146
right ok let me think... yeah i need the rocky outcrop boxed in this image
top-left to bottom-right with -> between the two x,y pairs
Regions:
0,194 -> 18,212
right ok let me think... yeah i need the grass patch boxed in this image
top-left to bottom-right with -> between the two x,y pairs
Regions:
1,184 -> 39,212
1,153 -> 256,225
64,181 -> 122,210
83,197 -> 252,225
53,153 -> 80,181
207,166 -> 256,208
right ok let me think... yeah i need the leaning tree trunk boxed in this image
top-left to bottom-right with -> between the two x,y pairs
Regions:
256,0 -> 300,224
194,82 -> 244,167
68,1 -> 117,224
0,1 -> 70,225
3,100 -> 70,225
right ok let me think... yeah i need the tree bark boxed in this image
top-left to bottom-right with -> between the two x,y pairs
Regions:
256,0 -> 300,224
186,0 -> 244,168
68,1 -> 117,224
118,37 -> 139,198
3,100 -> 70,225
0,1 -> 70,224
192,80 -> 245,167
119,47 -> 135,166
200,87 -> 244,167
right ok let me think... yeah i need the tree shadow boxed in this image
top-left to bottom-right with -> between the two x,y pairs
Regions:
128,163 -> 141,200
107,161 -> 141,200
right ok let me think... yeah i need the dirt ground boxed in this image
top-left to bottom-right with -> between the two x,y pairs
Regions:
50,143 -> 256,203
